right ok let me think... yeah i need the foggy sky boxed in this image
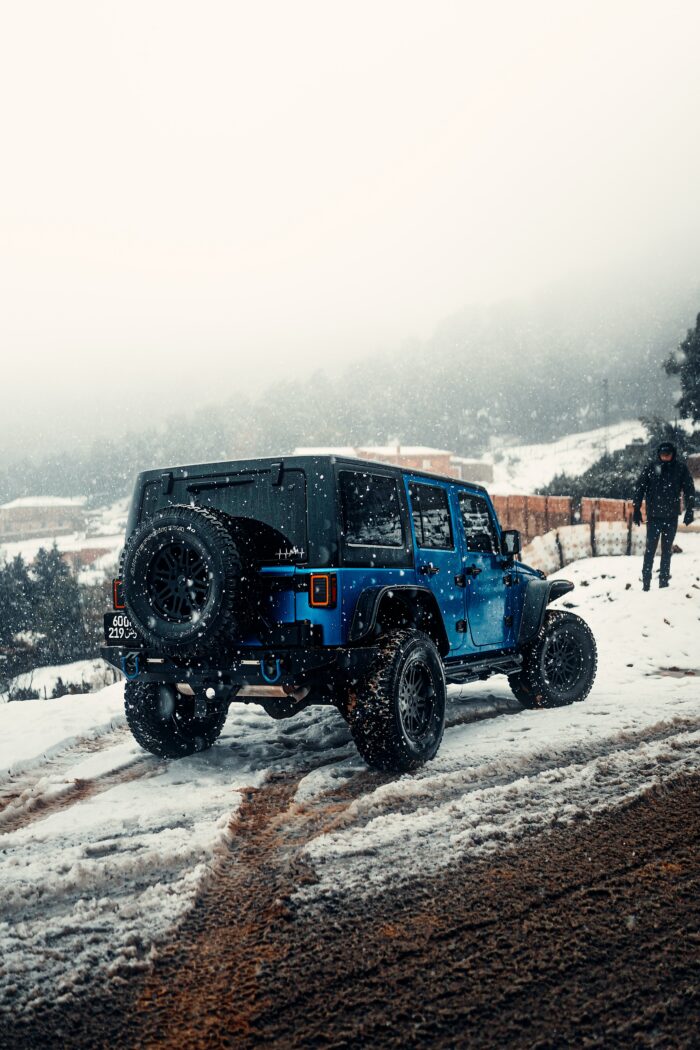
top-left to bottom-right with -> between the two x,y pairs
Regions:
2,1 -> 700,459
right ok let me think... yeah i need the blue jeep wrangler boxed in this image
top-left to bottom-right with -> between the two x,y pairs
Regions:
101,455 -> 597,772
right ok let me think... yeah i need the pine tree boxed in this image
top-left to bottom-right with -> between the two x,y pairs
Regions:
0,556 -> 33,645
665,313 -> 700,423
32,546 -> 87,665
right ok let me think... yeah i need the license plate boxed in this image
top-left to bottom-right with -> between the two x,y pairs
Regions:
104,612 -> 140,647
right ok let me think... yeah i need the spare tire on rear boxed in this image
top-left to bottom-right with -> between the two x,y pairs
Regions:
121,504 -> 249,656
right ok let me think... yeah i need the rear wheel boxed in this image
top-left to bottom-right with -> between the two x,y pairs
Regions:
258,696 -> 314,720
124,680 -> 228,758
346,630 -> 446,772
512,610 -> 597,709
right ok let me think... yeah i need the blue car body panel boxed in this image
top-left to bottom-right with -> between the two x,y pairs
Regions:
244,468 -> 533,657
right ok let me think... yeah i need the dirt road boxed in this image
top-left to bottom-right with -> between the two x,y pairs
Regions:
9,767 -> 699,1050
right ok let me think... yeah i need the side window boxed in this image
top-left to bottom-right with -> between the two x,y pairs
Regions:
458,492 -> 499,554
339,471 -> 404,547
409,483 -> 454,550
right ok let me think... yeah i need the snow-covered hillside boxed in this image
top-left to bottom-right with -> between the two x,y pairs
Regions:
488,420 -> 647,494
1,537 -> 699,1015
2,658 -> 119,702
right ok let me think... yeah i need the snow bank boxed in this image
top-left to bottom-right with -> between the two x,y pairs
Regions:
0,684 -> 126,777
2,658 -> 119,704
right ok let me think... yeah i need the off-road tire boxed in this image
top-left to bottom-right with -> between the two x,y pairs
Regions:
345,629 -> 446,773
258,696 -> 315,720
511,610 -> 597,709
124,680 -> 228,758
507,675 -> 536,705
121,504 -> 249,657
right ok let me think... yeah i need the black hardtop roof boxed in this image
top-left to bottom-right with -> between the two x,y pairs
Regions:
136,454 -> 488,495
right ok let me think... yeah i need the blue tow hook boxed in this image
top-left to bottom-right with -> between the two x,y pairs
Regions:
121,653 -> 140,680
260,658 -> 281,684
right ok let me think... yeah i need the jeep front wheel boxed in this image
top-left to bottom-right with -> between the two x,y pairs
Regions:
512,610 -> 597,708
346,630 -> 446,772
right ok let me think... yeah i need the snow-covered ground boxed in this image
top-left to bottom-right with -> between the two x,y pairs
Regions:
488,419 -> 647,493
1,536 -> 699,1014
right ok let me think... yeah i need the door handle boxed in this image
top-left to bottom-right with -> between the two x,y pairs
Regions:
419,563 -> 440,576
465,565 -> 482,577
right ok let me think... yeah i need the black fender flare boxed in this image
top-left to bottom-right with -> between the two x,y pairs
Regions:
348,584 -> 450,656
517,578 -> 575,646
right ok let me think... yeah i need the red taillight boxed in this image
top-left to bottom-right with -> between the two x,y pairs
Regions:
113,578 -> 125,610
309,573 -> 337,608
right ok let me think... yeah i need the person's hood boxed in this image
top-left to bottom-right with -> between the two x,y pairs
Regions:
657,441 -> 677,461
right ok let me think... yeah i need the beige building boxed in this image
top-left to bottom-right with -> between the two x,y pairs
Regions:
357,445 -> 456,477
0,497 -> 87,543
449,455 -> 494,485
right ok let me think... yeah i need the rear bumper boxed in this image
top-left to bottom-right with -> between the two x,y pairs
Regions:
100,643 -> 375,691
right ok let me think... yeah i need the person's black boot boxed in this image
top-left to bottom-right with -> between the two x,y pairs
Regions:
659,579 -> 669,588
642,578 -> 651,591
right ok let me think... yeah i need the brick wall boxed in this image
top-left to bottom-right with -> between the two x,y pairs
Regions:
491,494 -> 575,544
492,493 -> 635,544
580,497 -> 634,523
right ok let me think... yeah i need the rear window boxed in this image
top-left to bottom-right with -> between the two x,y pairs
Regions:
339,470 -> 404,547
409,483 -> 454,550
142,468 -> 307,562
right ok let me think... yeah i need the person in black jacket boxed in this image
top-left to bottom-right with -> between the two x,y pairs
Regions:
633,441 -> 695,590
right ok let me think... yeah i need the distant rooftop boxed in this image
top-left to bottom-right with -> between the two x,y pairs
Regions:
357,445 -> 453,457
292,446 -> 358,458
293,445 -> 454,458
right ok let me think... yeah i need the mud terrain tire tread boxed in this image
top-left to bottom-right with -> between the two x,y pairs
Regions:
512,609 -> 597,709
124,680 -> 228,758
121,504 -> 247,657
346,629 -> 446,772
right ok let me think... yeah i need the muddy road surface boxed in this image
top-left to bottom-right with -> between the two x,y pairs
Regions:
9,767 -> 700,1050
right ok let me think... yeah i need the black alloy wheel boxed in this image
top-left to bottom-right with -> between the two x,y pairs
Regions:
540,629 -> 585,693
397,658 -> 436,746
510,610 -> 597,709
147,540 -> 211,622
120,505 -> 248,657
346,629 -> 446,772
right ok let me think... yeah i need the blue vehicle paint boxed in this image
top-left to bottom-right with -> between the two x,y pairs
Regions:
249,473 -> 535,657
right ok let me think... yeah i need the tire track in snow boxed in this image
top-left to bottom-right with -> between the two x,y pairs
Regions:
298,725 -> 700,905
0,753 -> 161,836
0,722 -> 129,804
341,712 -> 700,829
129,763 -> 390,1046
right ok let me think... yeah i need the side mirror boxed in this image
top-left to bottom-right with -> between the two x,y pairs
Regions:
500,529 -> 521,559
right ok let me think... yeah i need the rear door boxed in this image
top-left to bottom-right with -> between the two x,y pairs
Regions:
456,491 -> 508,648
407,480 -> 467,653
